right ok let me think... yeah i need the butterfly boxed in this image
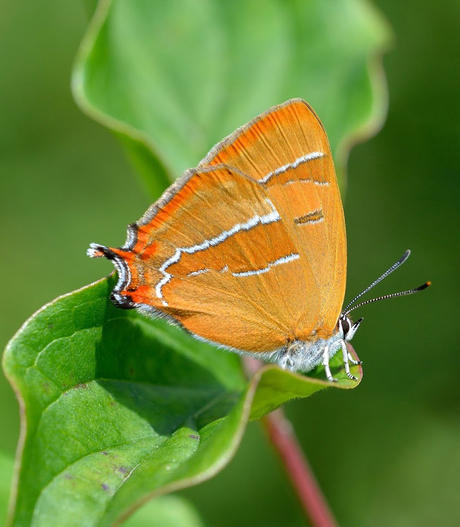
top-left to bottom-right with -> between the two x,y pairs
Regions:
88,99 -> 429,381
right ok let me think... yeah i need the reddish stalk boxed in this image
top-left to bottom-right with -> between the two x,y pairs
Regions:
261,409 -> 338,527
243,356 -> 337,527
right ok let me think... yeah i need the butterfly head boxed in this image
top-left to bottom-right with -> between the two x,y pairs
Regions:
338,314 -> 363,342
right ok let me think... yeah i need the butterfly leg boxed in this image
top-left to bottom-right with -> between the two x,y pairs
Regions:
347,352 -> 362,366
341,341 -> 358,381
278,341 -> 304,371
322,346 -> 337,382
278,349 -> 294,371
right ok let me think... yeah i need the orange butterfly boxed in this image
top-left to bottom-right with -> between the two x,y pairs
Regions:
88,99 -> 429,381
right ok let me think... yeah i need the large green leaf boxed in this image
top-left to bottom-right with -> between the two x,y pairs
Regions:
3,276 -> 361,526
72,0 -> 391,195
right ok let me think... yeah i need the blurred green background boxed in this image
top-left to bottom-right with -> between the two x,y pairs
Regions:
1,1 -> 459,526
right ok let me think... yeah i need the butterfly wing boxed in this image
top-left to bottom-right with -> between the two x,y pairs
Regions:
93,165 -> 317,352
200,99 -> 347,338
90,99 -> 346,352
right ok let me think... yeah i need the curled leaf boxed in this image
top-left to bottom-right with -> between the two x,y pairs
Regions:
3,276 -> 360,526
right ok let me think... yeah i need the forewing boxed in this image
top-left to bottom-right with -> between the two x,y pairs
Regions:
103,165 -> 317,353
200,99 -> 347,337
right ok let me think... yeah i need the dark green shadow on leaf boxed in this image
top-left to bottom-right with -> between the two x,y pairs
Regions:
3,276 -> 360,526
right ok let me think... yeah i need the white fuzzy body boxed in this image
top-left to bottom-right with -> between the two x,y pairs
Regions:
243,329 -> 345,373
235,315 -> 362,381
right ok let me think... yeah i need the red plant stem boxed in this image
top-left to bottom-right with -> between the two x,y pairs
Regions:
242,356 -> 338,526
261,409 -> 338,527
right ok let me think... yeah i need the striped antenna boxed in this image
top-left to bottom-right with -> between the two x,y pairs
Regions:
344,281 -> 431,315
343,250 -> 411,314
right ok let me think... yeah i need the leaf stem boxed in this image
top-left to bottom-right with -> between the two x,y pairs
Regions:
243,356 -> 338,527
261,408 -> 338,527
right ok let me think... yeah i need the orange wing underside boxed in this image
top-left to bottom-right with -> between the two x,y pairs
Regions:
107,100 -> 347,353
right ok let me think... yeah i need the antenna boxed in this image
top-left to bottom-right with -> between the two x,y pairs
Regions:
342,250 -> 430,316
344,281 -> 431,315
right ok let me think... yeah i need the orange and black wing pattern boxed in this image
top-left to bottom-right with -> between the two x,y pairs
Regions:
88,100 -> 346,351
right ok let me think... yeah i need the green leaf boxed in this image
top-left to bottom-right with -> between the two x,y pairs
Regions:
72,0 -> 391,194
3,276 -> 361,526
0,449 -> 203,527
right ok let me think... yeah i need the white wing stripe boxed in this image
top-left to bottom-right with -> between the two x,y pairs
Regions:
232,253 -> 300,277
156,199 -> 281,305
259,152 -> 325,184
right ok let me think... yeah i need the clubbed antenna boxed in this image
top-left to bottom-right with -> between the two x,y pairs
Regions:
344,281 -> 431,315
343,250 -> 411,314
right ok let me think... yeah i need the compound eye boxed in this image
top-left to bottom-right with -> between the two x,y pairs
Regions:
340,316 -> 350,336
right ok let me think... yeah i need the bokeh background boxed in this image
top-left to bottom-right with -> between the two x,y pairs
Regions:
1,1 -> 459,526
